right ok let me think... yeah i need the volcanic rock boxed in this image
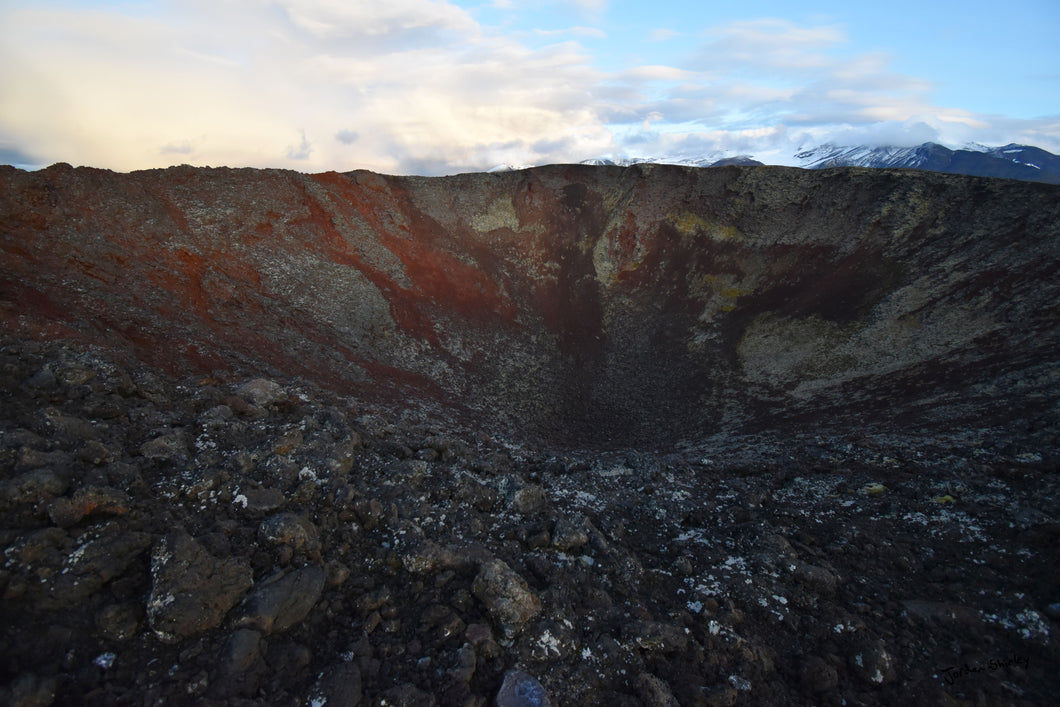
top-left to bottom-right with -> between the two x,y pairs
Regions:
472,560 -> 541,639
234,564 -> 326,634
147,531 -> 253,642
2,163 -> 1056,451
495,668 -> 552,707
1,163 -> 1058,705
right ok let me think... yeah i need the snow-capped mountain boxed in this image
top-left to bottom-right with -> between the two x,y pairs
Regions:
571,143 -> 1060,184
793,142 -> 1060,184
578,155 -> 763,169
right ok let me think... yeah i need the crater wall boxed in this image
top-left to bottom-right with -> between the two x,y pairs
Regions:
2,163 -> 1057,449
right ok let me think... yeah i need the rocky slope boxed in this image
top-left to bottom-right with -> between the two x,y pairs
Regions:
1,163 -> 1059,705
2,162 -> 1058,451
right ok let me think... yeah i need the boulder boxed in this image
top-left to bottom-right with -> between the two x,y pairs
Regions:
147,532 -> 253,642
234,565 -> 326,634
472,560 -> 540,639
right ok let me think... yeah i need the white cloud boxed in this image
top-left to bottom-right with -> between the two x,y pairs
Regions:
569,0 -> 608,12
601,17 -> 1049,162
335,129 -> 359,144
286,130 -> 313,160
0,4 -> 1054,173
161,140 -> 196,155
692,19 -> 845,73
0,1 -> 618,173
648,28 -> 680,42
533,26 -> 607,39
278,0 -> 477,38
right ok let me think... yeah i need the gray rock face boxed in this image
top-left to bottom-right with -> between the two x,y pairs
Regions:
235,378 -> 287,407
624,620 -> 689,653
848,640 -> 896,686
259,513 -> 321,553
147,532 -> 254,642
214,628 -> 267,697
472,560 -> 541,639
792,562 -> 838,596
50,526 -> 151,605
234,565 -> 326,634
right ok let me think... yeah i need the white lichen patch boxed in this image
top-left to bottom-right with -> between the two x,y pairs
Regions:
194,434 -> 216,451
728,675 -> 752,691
535,629 -> 563,658
596,465 -> 632,478
94,652 -> 117,669
722,556 -> 748,571
983,609 -> 1051,644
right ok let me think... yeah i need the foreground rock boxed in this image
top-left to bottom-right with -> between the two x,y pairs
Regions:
147,532 -> 254,642
473,560 -> 541,640
0,338 -> 1057,705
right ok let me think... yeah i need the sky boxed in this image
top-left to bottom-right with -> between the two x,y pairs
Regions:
0,0 -> 1058,175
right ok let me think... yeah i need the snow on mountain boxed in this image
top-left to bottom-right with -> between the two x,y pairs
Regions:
566,143 -> 1059,184
792,142 -> 1060,184
578,155 -> 763,168
486,163 -> 535,173
793,143 -> 950,170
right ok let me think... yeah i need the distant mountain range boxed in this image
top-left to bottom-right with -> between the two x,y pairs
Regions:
552,142 -> 1060,184
792,143 -> 1060,184
575,155 -> 765,169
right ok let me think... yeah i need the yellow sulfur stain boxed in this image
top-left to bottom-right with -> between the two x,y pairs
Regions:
693,274 -> 752,311
668,211 -> 739,240
859,482 -> 888,496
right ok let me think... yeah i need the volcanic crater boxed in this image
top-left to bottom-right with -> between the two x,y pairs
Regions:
1,163 -> 1058,706
2,162 -> 1057,450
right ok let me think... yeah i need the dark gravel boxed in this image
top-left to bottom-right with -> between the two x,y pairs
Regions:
1,337 -> 1057,706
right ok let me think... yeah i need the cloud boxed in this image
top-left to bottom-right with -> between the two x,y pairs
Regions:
0,4 -> 1054,173
0,143 -> 43,169
287,130 -> 313,160
567,0 -> 608,13
0,1 -> 619,173
533,27 -> 607,39
602,17 -> 1024,161
648,28 -> 680,42
161,140 -> 196,155
335,129 -> 359,144
691,19 -> 845,73
278,0 -> 477,39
